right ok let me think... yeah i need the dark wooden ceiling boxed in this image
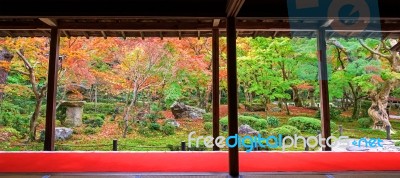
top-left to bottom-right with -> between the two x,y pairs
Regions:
0,0 -> 399,39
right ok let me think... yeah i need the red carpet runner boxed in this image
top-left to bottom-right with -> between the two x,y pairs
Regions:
0,152 -> 399,173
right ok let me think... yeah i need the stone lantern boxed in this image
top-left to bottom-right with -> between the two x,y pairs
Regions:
61,84 -> 88,127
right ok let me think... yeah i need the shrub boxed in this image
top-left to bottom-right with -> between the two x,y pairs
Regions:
288,117 -> 337,134
395,141 -> 400,147
149,122 -> 161,131
204,122 -> 213,132
254,119 -> 268,130
84,127 -> 99,135
271,125 -> 301,137
220,115 -> 267,131
203,113 -> 212,122
266,117 -> 280,127
358,117 -> 373,128
83,117 -> 104,128
162,123 -> 176,135
316,107 -> 342,120
83,102 -> 117,115
241,112 -> 262,119
145,113 -> 159,123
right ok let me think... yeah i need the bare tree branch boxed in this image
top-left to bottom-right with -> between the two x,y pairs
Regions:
359,39 -> 392,60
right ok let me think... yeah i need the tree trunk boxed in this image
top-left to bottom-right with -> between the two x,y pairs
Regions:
368,81 -> 394,133
29,98 -> 43,140
0,48 -> 14,101
351,97 -> 360,120
122,87 -> 138,138
292,86 -> 303,107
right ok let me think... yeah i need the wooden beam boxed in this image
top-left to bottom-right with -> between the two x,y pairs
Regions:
0,21 -> 48,30
42,30 -> 50,37
226,16 -> 239,177
44,28 -> 60,151
317,27 -> 331,151
83,31 -> 89,39
101,31 -> 107,39
58,21 -> 213,31
3,30 -> 13,37
140,31 -> 144,40
252,31 -> 258,39
213,19 -> 221,28
226,0 -> 246,17
121,31 -> 126,40
212,28 -> 220,151
39,18 -> 57,27
62,30 -> 70,39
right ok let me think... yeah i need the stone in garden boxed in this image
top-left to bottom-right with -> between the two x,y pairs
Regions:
170,102 -> 206,119
346,146 -> 370,151
271,107 -> 282,112
165,119 -> 180,128
238,124 -> 259,136
40,127 -> 73,141
243,103 -> 265,112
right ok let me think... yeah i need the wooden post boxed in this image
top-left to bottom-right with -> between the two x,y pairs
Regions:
386,125 -> 391,140
44,28 -> 60,151
181,141 -> 186,151
113,139 -> 118,151
212,28 -> 220,151
317,27 -> 331,151
227,16 -> 239,177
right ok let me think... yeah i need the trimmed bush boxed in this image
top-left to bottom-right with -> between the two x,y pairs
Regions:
83,117 -> 104,128
203,113 -> 212,122
316,107 -> 342,120
162,123 -> 176,135
254,119 -> 268,130
84,127 -> 99,135
358,117 -> 373,128
220,115 -> 267,131
266,117 -> 280,127
271,125 -> 301,137
149,123 -> 161,131
288,117 -> 337,133
204,122 -> 213,132
83,102 -> 117,115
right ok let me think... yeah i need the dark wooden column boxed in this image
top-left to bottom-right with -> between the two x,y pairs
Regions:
44,28 -> 60,151
226,16 -> 239,177
317,27 -> 331,151
212,28 -> 220,151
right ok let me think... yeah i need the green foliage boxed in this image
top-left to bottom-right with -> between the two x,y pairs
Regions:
315,107 -> 342,121
145,113 -> 159,123
241,112 -> 262,119
266,116 -> 280,127
271,125 -> 301,137
360,100 -> 372,117
220,115 -> 268,131
84,127 -> 99,135
149,122 -> 161,131
162,123 -> 176,135
83,102 -> 117,115
395,141 -> 400,147
0,101 -> 29,135
83,115 -> 104,128
167,144 -> 207,151
259,129 -> 268,137
358,117 -> 373,128
204,122 -> 213,132
288,117 -> 337,134
56,105 -> 67,122
203,113 -> 212,122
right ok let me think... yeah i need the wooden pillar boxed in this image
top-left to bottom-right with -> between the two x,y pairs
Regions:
212,28 -> 220,151
227,16 -> 239,177
317,27 -> 331,151
44,28 -> 60,151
